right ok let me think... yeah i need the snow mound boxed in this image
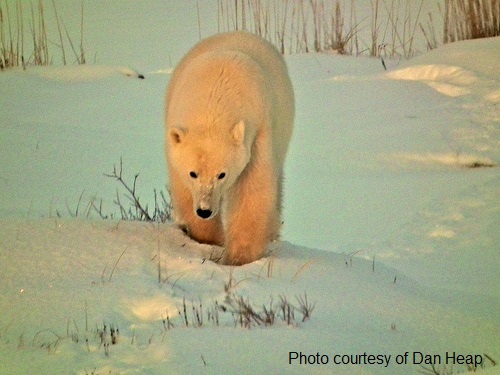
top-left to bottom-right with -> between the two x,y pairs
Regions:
18,65 -> 146,82
485,89 -> 500,103
381,152 -> 496,169
386,64 -> 477,97
386,65 -> 477,85
401,37 -> 500,79
150,68 -> 174,75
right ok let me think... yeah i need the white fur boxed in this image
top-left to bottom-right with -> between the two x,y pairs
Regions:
165,31 -> 294,265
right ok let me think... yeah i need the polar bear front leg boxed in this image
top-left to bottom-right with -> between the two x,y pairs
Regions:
169,169 -> 224,245
222,162 -> 279,266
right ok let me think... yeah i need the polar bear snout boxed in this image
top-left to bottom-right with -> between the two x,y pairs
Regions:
196,208 -> 213,219
193,184 -> 220,220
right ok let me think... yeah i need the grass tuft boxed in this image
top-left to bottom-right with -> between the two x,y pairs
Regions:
103,158 -> 172,223
57,158 -> 173,223
163,290 -> 315,330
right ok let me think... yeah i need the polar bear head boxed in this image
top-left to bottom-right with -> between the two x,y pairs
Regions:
168,120 -> 251,220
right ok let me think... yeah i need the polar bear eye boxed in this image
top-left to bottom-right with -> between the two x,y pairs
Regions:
218,172 -> 226,180
189,171 -> 198,179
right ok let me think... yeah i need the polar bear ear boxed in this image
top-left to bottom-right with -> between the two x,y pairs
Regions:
169,127 -> 186,144
231,120 -> 245,145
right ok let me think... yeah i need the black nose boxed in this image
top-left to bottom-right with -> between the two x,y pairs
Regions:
196,208 -> 212,219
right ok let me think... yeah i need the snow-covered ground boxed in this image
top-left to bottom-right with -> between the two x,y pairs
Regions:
1,2 -> 499,373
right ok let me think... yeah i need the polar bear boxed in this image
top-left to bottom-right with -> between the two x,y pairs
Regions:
165,31 -> 294,265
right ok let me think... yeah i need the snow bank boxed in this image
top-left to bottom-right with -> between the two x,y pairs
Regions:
1,219 -> 498,374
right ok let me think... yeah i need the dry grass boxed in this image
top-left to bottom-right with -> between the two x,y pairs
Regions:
218,0 -> 361,55
418,353 -> 497,374
217,0 -> 500,58
0,0 -> 85,71
217,0 -> 431,57
444,0 -> 500,43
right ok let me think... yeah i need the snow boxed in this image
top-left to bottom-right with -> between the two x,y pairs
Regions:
1,3 -> 499,374
1,219 -> 497,374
